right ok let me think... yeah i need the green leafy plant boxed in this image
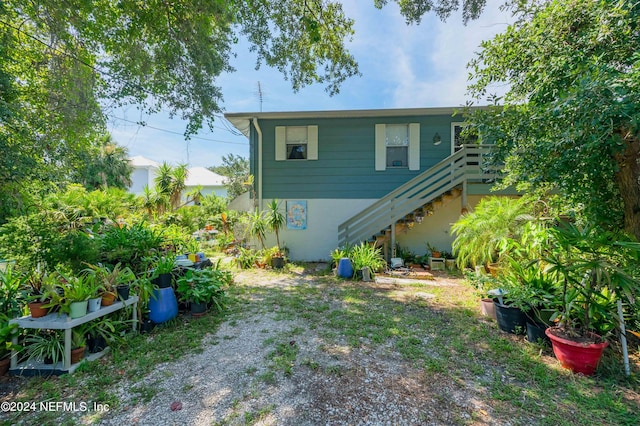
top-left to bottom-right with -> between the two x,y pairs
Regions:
176,267 -> 231,310
246,209 -> 268,250
0,265 -> 24,318
0,316 -> 21,360
452,196 -> 532,269
265,200 -> 285,257
153,254 -> 176,275
84,262 -> 136,296
26,330 -> 64,365
349,243 -> 386,277
235,247 -> 258,269
543,222 -> 640,338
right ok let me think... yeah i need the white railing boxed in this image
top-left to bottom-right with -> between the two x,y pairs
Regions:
337,145 -> 497,247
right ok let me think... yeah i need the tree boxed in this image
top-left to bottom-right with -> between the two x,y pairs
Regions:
467,0 -> 640,240
210,154 -> 249,200
73,134 -> 132,190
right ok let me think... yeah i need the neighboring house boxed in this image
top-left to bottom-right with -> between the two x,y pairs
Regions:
128,156 -> 228,202
183,166 -> 228,202
129,155 -> 160,195
225,107 -> 514,261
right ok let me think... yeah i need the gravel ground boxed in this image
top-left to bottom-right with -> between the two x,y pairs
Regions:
0,268 -> 505,425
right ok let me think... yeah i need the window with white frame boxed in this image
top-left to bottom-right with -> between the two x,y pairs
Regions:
375,123 -> 420,171
275,125 -> 318,161
385,124 -> 409,167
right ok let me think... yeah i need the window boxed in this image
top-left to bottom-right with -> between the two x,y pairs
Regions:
275,126 -> 318,161
286,126 -> 307,159
375,123 -> 420,171
452,122 -> 478,153
385,124 -> 409,167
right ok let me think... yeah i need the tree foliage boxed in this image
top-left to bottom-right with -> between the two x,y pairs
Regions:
467,0 -> 640,239
374,0 -> 487,24
210,154 -> 249,200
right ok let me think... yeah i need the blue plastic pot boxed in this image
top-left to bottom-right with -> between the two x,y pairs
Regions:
148,287 -> 178,324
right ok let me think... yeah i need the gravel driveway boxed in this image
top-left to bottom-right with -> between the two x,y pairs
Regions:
95,267 -> 494,426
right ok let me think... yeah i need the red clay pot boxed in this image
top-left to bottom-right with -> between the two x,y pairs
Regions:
545,327 -> 608,375
28,301 -> 49,318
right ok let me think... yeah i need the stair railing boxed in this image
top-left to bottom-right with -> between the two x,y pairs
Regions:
337,144 -> 496,247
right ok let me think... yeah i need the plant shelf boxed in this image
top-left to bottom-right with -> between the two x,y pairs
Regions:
9,296 -> 138,375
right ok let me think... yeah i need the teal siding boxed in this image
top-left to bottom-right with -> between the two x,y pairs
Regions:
258,114 -> 463,199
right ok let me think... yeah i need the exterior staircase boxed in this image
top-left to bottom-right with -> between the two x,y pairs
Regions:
337,144 -> 497,248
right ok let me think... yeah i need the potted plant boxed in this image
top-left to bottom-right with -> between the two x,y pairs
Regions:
176,266 -> 231,315
84,263 -> 135,306
22,269 -> 55,318
426,243 -> 441,259
45,273 -> 94,318
543,222 -> 640,375
152,254 -> 176,288
26,330 -> 64,365
70,329 -> 86,364
265,200 -> 286,268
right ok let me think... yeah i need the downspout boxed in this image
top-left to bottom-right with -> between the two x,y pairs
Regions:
252,117 -> 263,210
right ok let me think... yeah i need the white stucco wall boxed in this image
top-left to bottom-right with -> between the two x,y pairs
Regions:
253,196 -> 495,262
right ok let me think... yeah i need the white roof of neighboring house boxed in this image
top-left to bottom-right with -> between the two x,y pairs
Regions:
130,155 -> 161,168
186,167 -> 226,187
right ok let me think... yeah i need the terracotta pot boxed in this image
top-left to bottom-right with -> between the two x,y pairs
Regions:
480,298 -> 497,320
545,327 -> 608,375
101,292 -> 116,306
28,301 -> 49,318
71,346 -> 85,364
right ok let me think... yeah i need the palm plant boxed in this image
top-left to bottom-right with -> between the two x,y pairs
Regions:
265,199 -> 285,256
246,209 -> 267,250
452,196 -> 532,269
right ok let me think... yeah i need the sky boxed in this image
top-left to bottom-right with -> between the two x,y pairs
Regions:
106,0 -> 514,168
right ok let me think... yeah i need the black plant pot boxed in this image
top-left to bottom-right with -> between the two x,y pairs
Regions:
116,284 -> 130,301
271,257 -> 285,269
154,273 -> 173,288
526,321 -> 550,344
493,299 -> 527,334
139,318 -> 156,334
190,301 -> 207,316
87,335 -> 108,353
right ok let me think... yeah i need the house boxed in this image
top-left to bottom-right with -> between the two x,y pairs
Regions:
225,107 -> 513,261
129,155 -> 160,195
183,166 -> 228,202
128,156 -> 228,202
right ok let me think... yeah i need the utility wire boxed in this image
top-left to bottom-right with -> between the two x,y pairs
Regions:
108,115 -> 248,145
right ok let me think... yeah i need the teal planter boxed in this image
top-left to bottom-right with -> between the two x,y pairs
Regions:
69,300 -> 88,319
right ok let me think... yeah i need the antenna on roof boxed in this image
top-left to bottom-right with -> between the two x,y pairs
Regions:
256,81 -> 265,112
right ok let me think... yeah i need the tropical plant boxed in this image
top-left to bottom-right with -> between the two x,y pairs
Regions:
0,265 -> 24,318
246,209 -> 267,250
0,316 -> 21,360
349,243 -> 386,276
153,254 -> 176,275
452,196 -> 532,269
99,222 -> 164,273
22,269 -> 56,303
26,330 -> 64,365
235,247 -> 258,269
265,200 -> 285,256
330,244 -> 352,269
543,222 -> 640,339
176,265 -> 231,309
84,263 -> 136,295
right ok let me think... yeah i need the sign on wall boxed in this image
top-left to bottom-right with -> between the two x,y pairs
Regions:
286,200 -> 307,230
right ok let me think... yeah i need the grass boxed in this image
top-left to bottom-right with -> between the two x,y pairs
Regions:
2,263 -> 639,425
